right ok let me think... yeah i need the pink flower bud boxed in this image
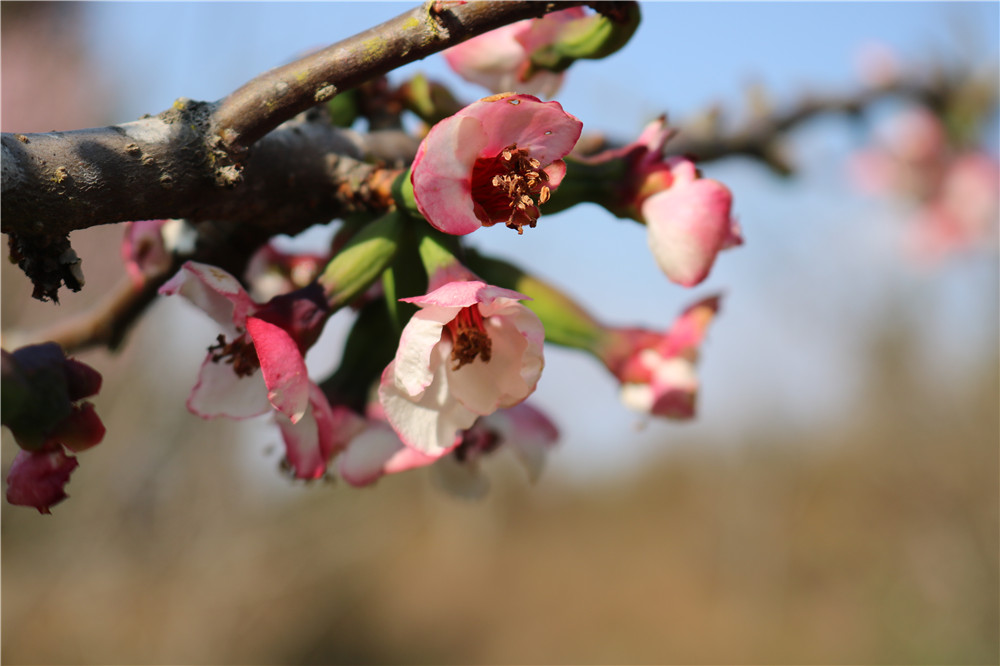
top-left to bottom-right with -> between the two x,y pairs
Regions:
6,445 -> 79,514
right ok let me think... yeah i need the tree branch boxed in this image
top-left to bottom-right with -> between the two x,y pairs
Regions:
209,1 -> 592,172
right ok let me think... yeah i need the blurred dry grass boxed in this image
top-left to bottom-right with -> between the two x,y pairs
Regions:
2,232 -> 997,663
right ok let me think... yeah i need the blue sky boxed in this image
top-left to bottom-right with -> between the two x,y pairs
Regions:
76,2 -> 999,476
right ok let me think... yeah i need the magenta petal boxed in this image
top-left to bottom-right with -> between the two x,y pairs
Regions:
275,400 -> 323,480
643,179 -> 734,287
49,403 -> 106,452
6,446 -> 79,514
246,317 -> 310,424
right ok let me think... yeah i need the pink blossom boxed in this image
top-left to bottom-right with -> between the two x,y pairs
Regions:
378,280 -> 545,456
849,108 -> 999,262
160,261 -> 343,479
600,295 -> 721,418
411,93 -> 582,235
589,117 -> 741,286
443,7 -> 587,98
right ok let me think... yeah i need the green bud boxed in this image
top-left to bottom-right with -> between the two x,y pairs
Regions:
398,73 -> 464,127
319,210 -> 405,310
529,4 -> 642,74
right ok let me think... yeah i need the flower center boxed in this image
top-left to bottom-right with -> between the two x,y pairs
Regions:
470,143 -> 552,235
445,306 -> 492,370
208,333 -> 260,377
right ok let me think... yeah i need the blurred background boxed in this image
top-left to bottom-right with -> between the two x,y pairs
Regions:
2,2 -> 997,664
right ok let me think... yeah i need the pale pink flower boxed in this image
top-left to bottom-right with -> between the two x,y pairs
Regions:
160,261 -> 343,479
411,93 -> 582,235
443,7 -> 587,98
378,280 -> 545,456
600,295 -> 721,418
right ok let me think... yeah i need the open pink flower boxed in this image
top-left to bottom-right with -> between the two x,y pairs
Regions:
160,261 -> 343,479
587,118 -> 741,286
443,7 -> 587,99
599,295 -> 721,418
378,280 -> 544,456
411,93 -> 582,235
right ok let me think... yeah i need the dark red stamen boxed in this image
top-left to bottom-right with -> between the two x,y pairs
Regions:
208,333 -> 260,377
470,143 -> 552,234
445,306 -> 492,370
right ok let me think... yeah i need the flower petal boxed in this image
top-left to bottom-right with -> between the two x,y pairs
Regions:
159,261 -> 257,333
411,114 -> 490,235
644,178 -> 734,287
379,355 -> 477,456
187,355 -> 271,419
5,445 -> 78,514
275,384 -> 356,480
338,424 -> 439,487
245,317 -> 311,424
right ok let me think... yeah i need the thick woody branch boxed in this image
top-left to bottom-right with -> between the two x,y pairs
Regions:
1,108 -> 394,238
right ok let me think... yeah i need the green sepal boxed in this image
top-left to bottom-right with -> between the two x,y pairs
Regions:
544,155 -> 630,216
416,225 -> 464,278
391,168 -> 423,221
327,88 -> 361,128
